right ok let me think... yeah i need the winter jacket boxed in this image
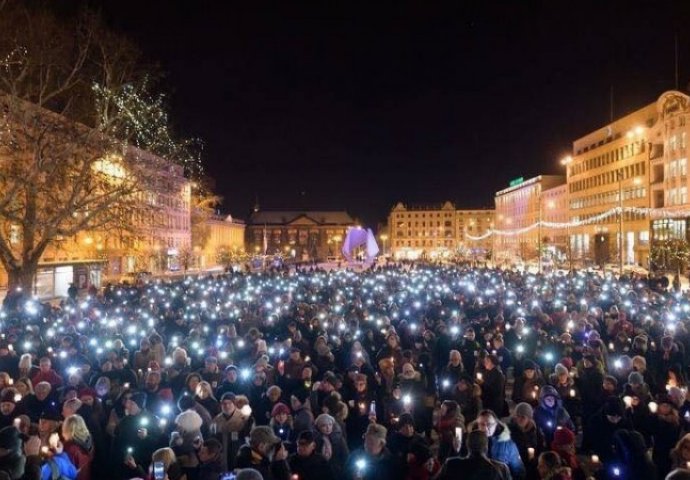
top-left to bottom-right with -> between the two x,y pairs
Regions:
292,406 -> 314,438
575,365 -> 605,420
513,375 -> 544,407
288,452 -> 333,480
196,459 -> 222,480
481,367 -> 506,416
40,453 -> 77,480
533,386 -> 575,444
450,383 -> 482,423
403,457 -> 440,480
210,409 -> 252,472
345,447 -> 401,480
63,438 -> 94,480
649,412 -> 682,478
0,450 -> 25,480
507,417 -> 545,479
313,423 -> 349,475
435,454 -> 511,480
235,444 -> 290,480
582,410 -> 633,462
488,421 -> 526,480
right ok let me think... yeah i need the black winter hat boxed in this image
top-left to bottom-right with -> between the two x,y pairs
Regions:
291,387 -> 310,404
129,391 -> 147,411
0,426 -> 20,451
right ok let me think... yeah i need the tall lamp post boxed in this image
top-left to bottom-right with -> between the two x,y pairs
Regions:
560,155 -> 573,271
618,171 -> 624,274
538,191 -> 543,273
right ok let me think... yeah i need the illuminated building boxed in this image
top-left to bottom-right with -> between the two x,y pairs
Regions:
388,202 -> 494,260
0,145 -> 192,298
493,176 -> 566,264
246,210 -> 354,261
564,102 -> 655,267
194,214 -> 246,270
541,183 -> 569,259
648,91 -> 690,248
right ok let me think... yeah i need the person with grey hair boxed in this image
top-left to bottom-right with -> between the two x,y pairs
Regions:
313,413 -> 349,472
667,468 -> 690,480
236,468 -> 264,480
436,430 -> 511,480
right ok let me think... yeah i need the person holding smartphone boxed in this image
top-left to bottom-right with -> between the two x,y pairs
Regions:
39,432 -> 79,480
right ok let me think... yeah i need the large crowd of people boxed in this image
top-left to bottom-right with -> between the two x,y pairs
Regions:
0,263 -> 688,480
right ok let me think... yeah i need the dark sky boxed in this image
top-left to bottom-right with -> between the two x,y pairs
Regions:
94,1 -> 690,227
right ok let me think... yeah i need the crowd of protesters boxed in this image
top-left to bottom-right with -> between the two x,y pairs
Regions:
0,263 -> 688,480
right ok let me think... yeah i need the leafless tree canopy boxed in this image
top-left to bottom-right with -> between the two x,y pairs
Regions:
0,1 -> 197,289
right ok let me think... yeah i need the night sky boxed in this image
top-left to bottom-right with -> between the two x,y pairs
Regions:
94,1 -> 690,227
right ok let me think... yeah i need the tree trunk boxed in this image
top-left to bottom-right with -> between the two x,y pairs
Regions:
7,266 -> 36,294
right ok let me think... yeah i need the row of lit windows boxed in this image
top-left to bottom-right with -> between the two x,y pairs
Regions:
570,187 -> 646,210
667,158 -> 688,178
667,187 -> 689,206
667,132 -> 688,152
393,211 -> 492,219
570,161 -> 646,193
395,240 -> 455,247
570,141 -> 645,176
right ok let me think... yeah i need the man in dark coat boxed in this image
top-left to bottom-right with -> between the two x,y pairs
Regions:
235,426 -> 291,480
479,355 -> 506,417
345,423 -> 401,480
582,396 -> 633,462
436,430 -> 511,480
288,431 -> 333,480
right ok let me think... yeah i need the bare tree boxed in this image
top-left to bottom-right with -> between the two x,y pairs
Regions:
0,2 -> 200,291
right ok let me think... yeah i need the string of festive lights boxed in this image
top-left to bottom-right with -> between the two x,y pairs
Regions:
466,205 -> 690,240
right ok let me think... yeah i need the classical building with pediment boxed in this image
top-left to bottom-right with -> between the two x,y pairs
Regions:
245,210 -> 355,261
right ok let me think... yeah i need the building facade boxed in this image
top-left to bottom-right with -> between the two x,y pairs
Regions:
0,145 -> 193,298
388,202 -> 494,260
195,214 -> 245,269
564,103 -> 655,267
246,210 -> 355,261
494,175 -> 566,264
648,91 -> 690,258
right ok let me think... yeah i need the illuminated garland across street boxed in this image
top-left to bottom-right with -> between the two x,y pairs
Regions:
466,206 -> 690,241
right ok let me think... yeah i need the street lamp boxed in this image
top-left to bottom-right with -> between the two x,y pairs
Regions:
538,190 -> 543,273
560,155 -> 574,271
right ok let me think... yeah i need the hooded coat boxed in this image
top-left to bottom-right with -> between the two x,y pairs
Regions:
533,385 -> 575,445
488,421 -> 526,480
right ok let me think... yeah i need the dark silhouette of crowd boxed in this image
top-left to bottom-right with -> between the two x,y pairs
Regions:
0,264 -> 687,480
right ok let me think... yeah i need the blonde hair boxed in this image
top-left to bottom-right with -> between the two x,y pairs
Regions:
196,381 -> 216,400
15,378 -> 33,395
18,354 -> 32,371
151,447 -> 176,470
62,415 -> 91,444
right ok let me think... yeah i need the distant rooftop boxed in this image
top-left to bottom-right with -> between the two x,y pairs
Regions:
248,210 -> 355,225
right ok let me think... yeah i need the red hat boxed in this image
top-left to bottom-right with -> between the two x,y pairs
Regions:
271,402 -> 291,417
551,427 -> 575,448
559,357 -> 573,370
78,388 -> 97,399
